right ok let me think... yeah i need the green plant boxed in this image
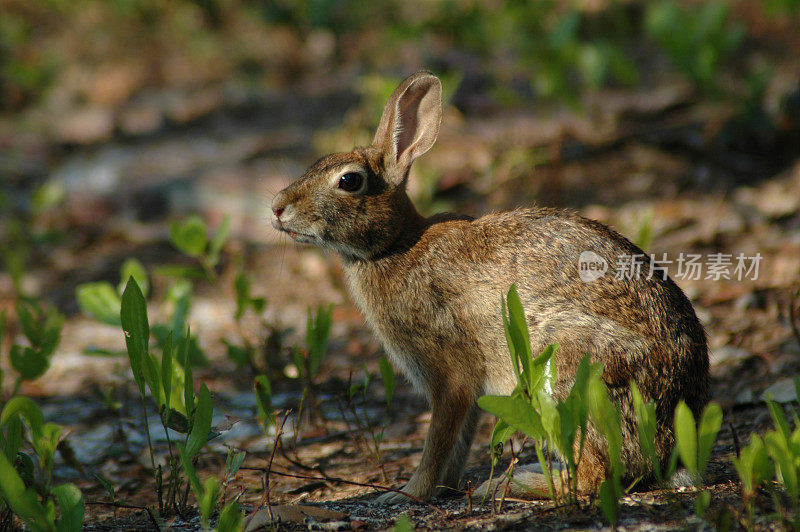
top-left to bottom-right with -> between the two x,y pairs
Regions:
673,400 -> 723,519
587,377 -> 623,526
0,397 -> 84,532
762,386 -> 800,528
633,210 -> 654,253
630,382 -> 672,487
477,285 -> 613,509
254,374 -> 275,431
378,356 -> 395,408
645,0 -> 745,94
120,277 -> 221,516
291,305 -> 333,423
733,433 -> 772,528
119,276 -> 246,527
0,300 -> 63,397
340,364 -> 389,479
730,380 -> 800,529
224,272 -> 269,372
393,513 -> 413,532
169,215 -> 230,280
0,251 -> 74,530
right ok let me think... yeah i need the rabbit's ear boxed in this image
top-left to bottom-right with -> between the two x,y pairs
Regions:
372,72 -> 442,182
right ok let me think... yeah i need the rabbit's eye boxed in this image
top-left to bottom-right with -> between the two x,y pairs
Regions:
338,172 -> 364,192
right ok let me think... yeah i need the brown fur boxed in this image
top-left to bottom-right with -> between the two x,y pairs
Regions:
271,72 -> 709,503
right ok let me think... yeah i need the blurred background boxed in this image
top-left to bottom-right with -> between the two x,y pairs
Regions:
1,0 -> 800,520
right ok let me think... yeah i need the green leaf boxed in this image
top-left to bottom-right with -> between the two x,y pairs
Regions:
225,449 -> 246,478
120,278 -> 150,397
17,452 -> 36,488
501,296 -> 519,381
117,258 -> 149,297
142,352 -> 163,408
40,309 -> 63,357
694,489 -> 711,519
166,279 -> 192,340
697,402 -> 722,477
254,375 -> 273,427
2,415 -> 23,462
393,514 -> 413,532
76,282 -> 122,326
506,285 -> 533,386
794,376 -> 800,403
765,431 -> 799,497
217,501 -> 243,532
36,422 -> 63,465
588,378 -> 622,474
251,297 -> 267,314
161,332 -> 174,411
1,396 -> 45,440
599,478 -> 618,525
224,341 -> 251,367
490,419 -> 516,466
0,451 -> 52,532
306,305 -> 332,375
17,301 -> 41,345
733,434 -> 771,495
32,179 -> 65,215
53,483 -> 84,532
478,395 -> 543,440
198,476 -> 220,528
674,401 -> 698,480
94,474 -> 115,500
170,216 -> 207,258
164,408 -> 191,434
185,383 -> 213,460
178,445 -> 202,499
207,214 -> 231,267
766,398 -> 791,442
10,344 -> 49,380
180,334 -> 194,416
234,273 -> 251,321
631,381 -> 660,483
379,357 -> 395,405
529,344 -> 558,398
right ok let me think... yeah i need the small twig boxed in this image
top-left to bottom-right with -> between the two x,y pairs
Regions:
139,396 -> 162,514
278,440 -> 327,476
240,466 -> 446,515
729,421 -> 741,459
788,287 -> 800,349
261,411 -> 291,521
86,501 -> 160,531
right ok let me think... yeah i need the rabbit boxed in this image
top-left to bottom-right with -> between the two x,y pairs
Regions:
270,71 -> 709,504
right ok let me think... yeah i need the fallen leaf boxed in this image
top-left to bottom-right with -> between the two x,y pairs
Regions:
245,504 -> 348,531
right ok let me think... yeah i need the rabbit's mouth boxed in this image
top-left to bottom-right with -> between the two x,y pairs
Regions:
283,228 -> 316,243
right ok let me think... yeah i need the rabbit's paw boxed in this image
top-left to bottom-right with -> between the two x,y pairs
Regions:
373,489 -> 417,505
373,477 -> 434,505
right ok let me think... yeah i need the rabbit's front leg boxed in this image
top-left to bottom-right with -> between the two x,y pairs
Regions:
375,385 -> 476,504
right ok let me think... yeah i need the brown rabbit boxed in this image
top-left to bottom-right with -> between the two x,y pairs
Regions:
271,72 -> 709,503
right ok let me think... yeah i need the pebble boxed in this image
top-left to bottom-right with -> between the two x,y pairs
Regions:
761,378 -> 799,403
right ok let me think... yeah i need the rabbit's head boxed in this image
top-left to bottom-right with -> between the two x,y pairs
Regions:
271,72 -> 442,260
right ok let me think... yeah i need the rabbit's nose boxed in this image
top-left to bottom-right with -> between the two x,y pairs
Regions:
273,207 -> 284,219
